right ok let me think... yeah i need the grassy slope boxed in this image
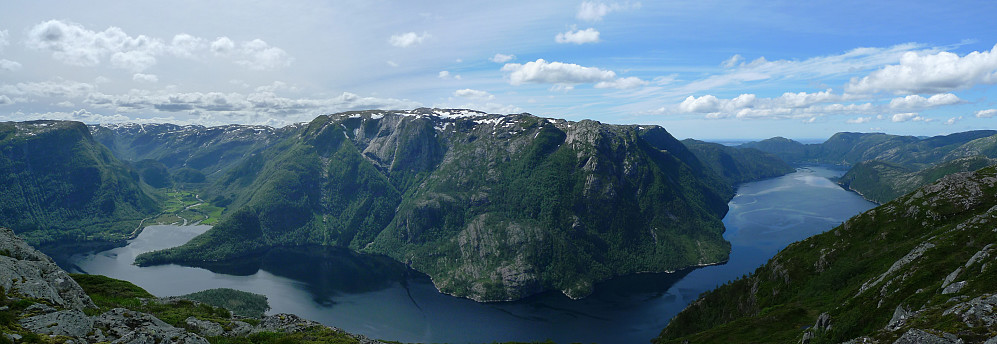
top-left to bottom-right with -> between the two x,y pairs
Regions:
0,121 -> 158,248
682,139 -> 795,185
656,165 -> 997,343
838,156 -> 997,204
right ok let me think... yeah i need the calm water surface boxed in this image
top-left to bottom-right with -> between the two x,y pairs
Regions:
69,167 -> 874,343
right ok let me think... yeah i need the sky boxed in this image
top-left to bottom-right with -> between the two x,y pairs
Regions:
1,1 -> 996,140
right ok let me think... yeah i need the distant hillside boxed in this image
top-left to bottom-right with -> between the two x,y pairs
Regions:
741,130 -> 997,168
136,109 -> 738,301
656,166 -> 997,343
0,121 -> 157,250
838,156 -> 997,204
682,139 -> 795,185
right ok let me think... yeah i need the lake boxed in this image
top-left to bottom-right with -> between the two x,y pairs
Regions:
68,166 -> 875,343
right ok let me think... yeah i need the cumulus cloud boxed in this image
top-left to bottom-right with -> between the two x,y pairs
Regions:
846,44 -> 997,94
888,93 -> 962,109
945,116 -> 962,125
501,59 -> 644,89
438,70 -> 461,79
846,116 -> 872,124
453,89 -> 494,100
0,79 -> 97,98
132,73 -> 158,83
678,95 -> 720,113
594,76 -> 646,89
389,32 -> 430,48
24,20 -> 291,71
577,1 -> 641,21
210,37 -> 235,55
0,59 -> 21,71
891,112 -> 924,122
555,28 -> 600,44
236,39 -> 292,70
0,29 -> 9,51
0,95 -> 12,105
976,109 -> 997,118
681,43 -> 927,94
491,53 -> 515,63
673,90 -> 878,120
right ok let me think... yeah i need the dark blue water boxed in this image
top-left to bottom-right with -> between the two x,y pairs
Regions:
69,166 -> 874,343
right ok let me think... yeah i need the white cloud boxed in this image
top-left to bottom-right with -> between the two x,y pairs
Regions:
945,116 -> 962,125
491,53 -> 515,63
0,109 -> 132,123
679,95 -> 720,113
721,54 -> 743,68
555,28 -> 600,44
0,59 -> 21,71
0,30 -> 8,51
0,95 -> 12,105
846,116 -> 872,124
438,70 -> 461,79
891,112 -> 923,122
594,76 -> 646,89
577,1 -> 641,21
132,73 -> 158,83
846,44 -> 997,94
389,32 -> 430,48
681,43 -> 927,94
236,39 -> 292,71
24,21 -> 290,72
169,34 -> 204,58
501,59 -> 644,89
0,79 -> 97,98
778,89 -> 838,108
888,93 -> 962,109
976,109 -> 997,118
453,88 -> 494,100
210,37 -> 235,55
387,61 -> 399,67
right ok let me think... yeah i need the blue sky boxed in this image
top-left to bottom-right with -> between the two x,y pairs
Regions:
1,1 -> 996,140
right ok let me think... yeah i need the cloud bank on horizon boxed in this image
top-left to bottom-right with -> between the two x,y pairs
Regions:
0,0 -> 996,139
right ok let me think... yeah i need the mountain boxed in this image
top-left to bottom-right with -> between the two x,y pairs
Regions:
838,156 -> 997,204
681,139 -> 795,185
655,165 -> 997,343
741,131 -> 997,168
135,109 -> 738,301
90,123 -> 285,179
0,121 -> 158,252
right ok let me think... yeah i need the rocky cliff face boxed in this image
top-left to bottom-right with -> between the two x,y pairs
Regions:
1,227 -> 383,343
656,165 -> 997,343
135,109 -> 735,301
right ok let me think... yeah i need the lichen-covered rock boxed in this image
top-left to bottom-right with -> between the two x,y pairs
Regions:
19,309 -> 93,337
942,294 -> 997,328
0,228 -> 96,310
186,316 -> 225,337
91,308 -> 209,344
256,313 -> 322,333
893,329 -> 963,344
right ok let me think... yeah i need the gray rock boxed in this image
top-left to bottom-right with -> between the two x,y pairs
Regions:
893,329 -> 963,344
91,308 -> 209,344
186,316 -> 225,337
887,305 -> 913,331
942,267 -> 963,289
256,313 -> 321,333
0,228 -> 96,310
858,242 -> 935,296
227,320 -> 254,336
985,336 -> 997,344
943,294 -> 997,328
942,281 -> 967,295
19,309 -> 93,337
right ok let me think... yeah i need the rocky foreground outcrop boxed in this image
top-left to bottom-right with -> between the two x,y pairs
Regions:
1,227 -> 383,343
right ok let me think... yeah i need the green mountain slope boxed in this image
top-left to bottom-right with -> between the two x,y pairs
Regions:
682,139 -> 795,185
136,109 -> 736,301
656,165 -> 997,343
0,120 -> 158,250
741,130 -> 997,168
838,156 -> 997,204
